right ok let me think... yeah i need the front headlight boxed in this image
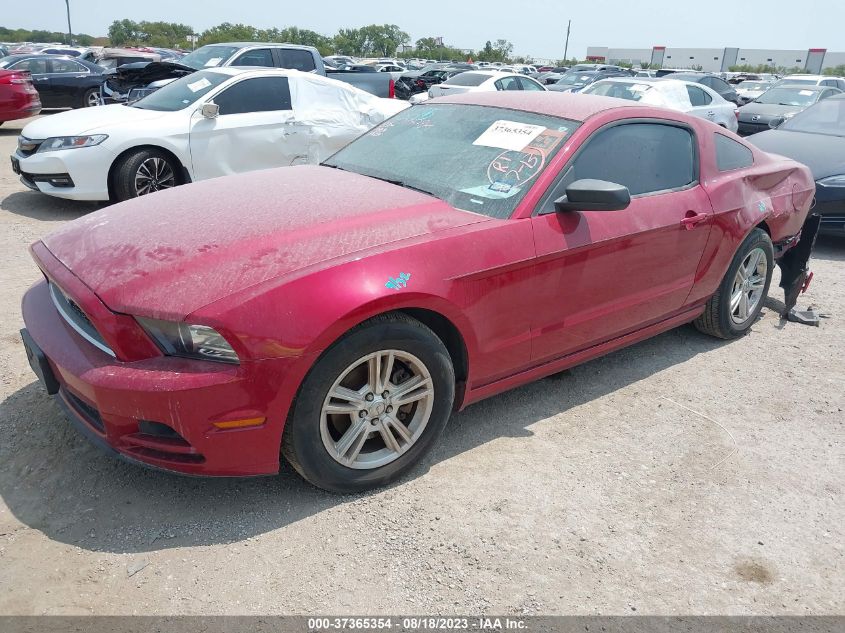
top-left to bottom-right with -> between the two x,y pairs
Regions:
818,175 -> 845,187
136,317 -> 239,364
37,135 -> 108,153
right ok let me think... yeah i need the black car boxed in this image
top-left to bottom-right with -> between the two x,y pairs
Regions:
736,85 -> 841,136
749,94 -> 845,235
0,54 -> 105,108
659,72 -> 741,105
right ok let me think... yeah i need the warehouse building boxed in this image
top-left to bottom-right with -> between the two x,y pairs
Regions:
585,46 -> 845,73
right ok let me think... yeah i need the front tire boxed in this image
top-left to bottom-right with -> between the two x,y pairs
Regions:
695,228 -> 773,339
282,313 -> 455,493
79,88 -> 101,108
112,149 -> 179,202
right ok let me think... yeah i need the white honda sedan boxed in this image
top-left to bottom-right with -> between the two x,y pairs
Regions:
11,68 -> 408,202
580,78 -> 739,132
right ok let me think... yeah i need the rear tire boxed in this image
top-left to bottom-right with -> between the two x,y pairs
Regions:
112,149 -> 179,202
695,228 -> 773,339
282,313 -> 455,493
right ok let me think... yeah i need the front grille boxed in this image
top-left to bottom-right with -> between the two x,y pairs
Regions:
64,389 -> 105,433
49,282 -> 115,357
17,136 -> 42,157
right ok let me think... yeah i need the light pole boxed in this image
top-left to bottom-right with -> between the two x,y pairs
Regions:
563,20 -> 571,63
64,0 -> 73,46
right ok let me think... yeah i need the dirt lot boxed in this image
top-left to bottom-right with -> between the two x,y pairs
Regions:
0,114 -> 842,616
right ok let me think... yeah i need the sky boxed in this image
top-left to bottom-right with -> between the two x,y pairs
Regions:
5,0 -> 845,60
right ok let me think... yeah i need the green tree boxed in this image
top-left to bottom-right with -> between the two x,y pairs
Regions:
199,23 -> 261,45
107,19 -> 142,46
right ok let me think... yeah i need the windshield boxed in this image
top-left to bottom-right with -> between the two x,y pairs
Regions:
775,78 -> 819,87
738,81 -> 770,91
556,73 -> 595,86
755,87 -> 820,106
781,98 -> 845,136
131,70 -> 230,111
323,104 -> 578,219
179,45 -> 239,70
443,72 -> 487,87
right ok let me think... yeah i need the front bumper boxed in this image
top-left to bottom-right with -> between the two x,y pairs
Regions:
13,146 -> 113,201
814,184 -> 845,235
737,120 -> 770,136
21,278 -> 301,476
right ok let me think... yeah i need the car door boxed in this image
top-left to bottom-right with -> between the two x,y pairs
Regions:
46,58 -> 92,107
189,76 -> 295,181
9,58 -> 51,105
529,120 -> 714,362
686,85 -> 717,122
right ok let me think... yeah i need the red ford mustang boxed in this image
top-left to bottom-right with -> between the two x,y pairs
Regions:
21,92 -> 818,492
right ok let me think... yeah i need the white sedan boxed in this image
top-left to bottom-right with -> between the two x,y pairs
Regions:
11,68 -> 408,202
428,71 -> 546,98
581,78 -> 739,132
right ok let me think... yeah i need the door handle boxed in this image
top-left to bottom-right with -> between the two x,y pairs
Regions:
681,212 -> 709,230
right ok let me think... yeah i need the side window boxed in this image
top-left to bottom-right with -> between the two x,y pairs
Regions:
496,76 -> 521,91
569,123 -> 696,196
50,59 -> 85,73
820,79 -> 836,87
518,77 -> 544,91
233,48 -> 274,67
213,77 -> 292,115
687,85 -> 712,106
10,58 -> 48,74
714,134 -> 754,171
278,49 -> 317,72
837,80 -> 845,91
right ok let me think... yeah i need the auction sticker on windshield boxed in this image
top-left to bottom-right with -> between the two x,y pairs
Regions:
187,77 -> 212,93
473,120 -> 546,151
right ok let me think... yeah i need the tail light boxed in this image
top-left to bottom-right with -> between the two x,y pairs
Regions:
734,109 -> 740,119
415,79 -> 425,88
389,78 -> 395,99
0,70 -> 33,86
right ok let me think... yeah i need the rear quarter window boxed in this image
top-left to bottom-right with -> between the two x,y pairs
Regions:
715,134 -> 754,171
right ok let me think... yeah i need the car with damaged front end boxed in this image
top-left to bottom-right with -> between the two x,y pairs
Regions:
21,92 -> 820,492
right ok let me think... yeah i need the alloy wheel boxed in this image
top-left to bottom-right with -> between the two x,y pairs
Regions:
134,157 -> 176,196
730,247 -> 768,324
86,91 -> 101,107
320,350 -> 435,470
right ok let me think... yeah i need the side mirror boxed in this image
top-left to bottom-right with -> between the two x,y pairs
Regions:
554,179 -> 631,213
769,116 -> 786,129
200,102 -> 219,119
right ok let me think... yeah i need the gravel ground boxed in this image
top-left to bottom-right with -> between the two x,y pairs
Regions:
0,114 -> 842,616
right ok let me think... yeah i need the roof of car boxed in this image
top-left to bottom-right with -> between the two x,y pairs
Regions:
770,84 -> 829,92
435,91 -> 640,122
205,42 -> 315,51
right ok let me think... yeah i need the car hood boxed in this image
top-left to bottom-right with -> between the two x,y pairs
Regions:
749,129 -> 845,179
40,166 -> 488,319
738,103 -> 803,120
20,103 -> 170,137
104,61 -> 195,89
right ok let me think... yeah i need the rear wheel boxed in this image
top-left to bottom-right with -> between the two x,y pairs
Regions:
112,149 -> 179,202
282,313 -> 455,493
695,228 -> 773,339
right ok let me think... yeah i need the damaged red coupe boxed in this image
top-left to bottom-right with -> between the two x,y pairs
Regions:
21,92 -> 819,492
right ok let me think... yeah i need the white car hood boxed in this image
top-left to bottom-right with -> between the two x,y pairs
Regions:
21,104 -> 170,139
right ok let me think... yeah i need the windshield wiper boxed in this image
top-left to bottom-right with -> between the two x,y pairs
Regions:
366,175 -> 437,197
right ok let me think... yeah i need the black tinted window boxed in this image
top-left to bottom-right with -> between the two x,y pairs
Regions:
214,77 -> 292,115
11,58 -> 47,73
278,49 -> 316,71
687,85 -> 712,106
50,58 -> 85,73
571,123 -> 696,196
715,134 -> 753,171
444,72 -> 488,87
233,49 -> 273,67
